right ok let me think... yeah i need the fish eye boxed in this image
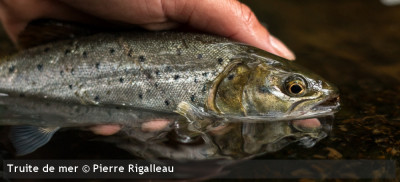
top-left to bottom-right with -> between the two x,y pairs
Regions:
285,76 -> 307,96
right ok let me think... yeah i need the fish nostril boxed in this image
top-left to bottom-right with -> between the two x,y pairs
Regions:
332,96 -> 340,105
335,96 -> 340,103
320,96 -> 340,107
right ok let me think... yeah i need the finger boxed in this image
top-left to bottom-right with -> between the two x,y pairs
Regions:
58,0 -> 295,60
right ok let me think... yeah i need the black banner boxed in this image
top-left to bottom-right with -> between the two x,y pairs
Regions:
2,160 -> 396,179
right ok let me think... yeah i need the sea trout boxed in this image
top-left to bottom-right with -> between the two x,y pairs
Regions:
0,30 -> 339,158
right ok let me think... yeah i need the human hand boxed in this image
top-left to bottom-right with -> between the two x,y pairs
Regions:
0,0 -> 296,135
0,0 -> 295,59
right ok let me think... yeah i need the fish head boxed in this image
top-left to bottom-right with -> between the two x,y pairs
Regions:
241,50 -> 340,120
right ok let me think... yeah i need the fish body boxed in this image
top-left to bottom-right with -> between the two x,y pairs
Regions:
0,32 -> 338,120
0,31 -> 340,158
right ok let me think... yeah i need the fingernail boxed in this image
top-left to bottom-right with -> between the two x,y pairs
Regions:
269,35 -> 296,60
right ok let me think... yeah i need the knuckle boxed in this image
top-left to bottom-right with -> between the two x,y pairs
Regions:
238,3 -> 256,26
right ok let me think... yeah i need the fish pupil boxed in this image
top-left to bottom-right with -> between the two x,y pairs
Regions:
290,84 -> 303,94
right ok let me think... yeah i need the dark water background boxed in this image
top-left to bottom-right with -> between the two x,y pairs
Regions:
1,0 -> 400,181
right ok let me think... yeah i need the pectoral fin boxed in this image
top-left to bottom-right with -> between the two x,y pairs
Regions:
9,126 -> 59,156
175,102 -> 225,132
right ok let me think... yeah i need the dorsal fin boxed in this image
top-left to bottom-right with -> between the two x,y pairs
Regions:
17,19 -> 100,49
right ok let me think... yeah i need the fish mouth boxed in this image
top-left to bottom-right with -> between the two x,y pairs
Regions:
286,94 -> 340,120
311,94 -> 340,113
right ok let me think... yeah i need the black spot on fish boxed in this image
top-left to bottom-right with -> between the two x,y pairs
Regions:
194,78 -> 198,83
138,94 -> 143,99
37,64 -> 43,72
139,55 -> 145,62
94,95 -> 100,102
190,95 -> 195,102
154,82 -> 159,87
82,51 -> 87,58
45,102 -> 50,106
119,77 -> 124,83
166,66 -> 172,72
143,70 -> 153,79
44,47 -> 50,52
19,93 -> 25,97
177,48 -> 182,55
65,49 -> 71,55
228,74 -> 235,80
60,70 -> 64,76
95,63 -> 100,69
68,85 -> 73,89
110,48 -> 115,54
106,91 -> 111,95
164,100 -> 170,106
218,58 -> 223,65
128,49 -> 133,57
202,85 -> 207,93
115,106 -> 120,110
259,86 -> 269,93
197,54 -> 203,59
174,75 -> 180,80
202,72 -> 209,77
8,66 -> 15,73
71,68 -> 75,75
155,70 -> 160,76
